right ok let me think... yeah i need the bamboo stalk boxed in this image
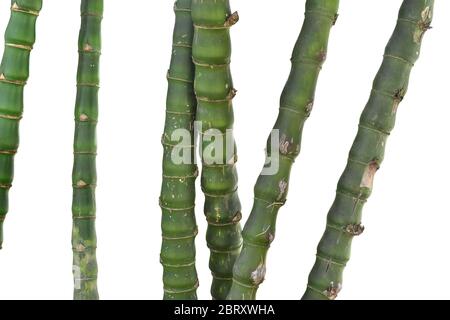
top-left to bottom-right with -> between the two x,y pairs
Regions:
227,0 -> 339,300
71,0 -> 103,300
0,0 -> 42,249
160,0 -> 199,300
302,0 -> 434,300
192,0 -> 243,299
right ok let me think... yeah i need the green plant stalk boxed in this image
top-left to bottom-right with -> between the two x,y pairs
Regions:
192,0 -> 242,300
302,0 -> 433,300
71,0 -> 103,300
227,0 -> 339,300
0,0 -> 42,249
160,0 -> 199,300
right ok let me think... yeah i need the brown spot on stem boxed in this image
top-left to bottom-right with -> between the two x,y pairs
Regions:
392,88 -> 406,113
79,114 -> 89,121
224,11 -> 239,27
232,211 -> 242,223
414,6 -> 432,43
345,223 -> 365,236
318,50 -> 327,63
361,161 -> 379,190
251,262 -> 266,285
0,74 -> 5,80
277,180 -> 288,201
83,43 -> 93,52
324,282 -> 342,300
305,101 -> 314,116
228,88 -> 237,100
333,14 -> 339,25
75,243 -> 86,253
12,3 -> 19,10
279,135 -> 289,154
77,180 -> 88,188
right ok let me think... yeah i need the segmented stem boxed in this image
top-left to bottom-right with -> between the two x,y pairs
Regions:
227,0 -> 339,300
302,0 -> 434,300
192,0 -> 242,300
160,0 -> 199,300
0,0 -> 42,249
72,0 -> 103,300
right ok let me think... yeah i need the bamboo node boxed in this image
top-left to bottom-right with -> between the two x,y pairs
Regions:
160,260 -> 196,268
166,71 -> 193,84
232,278 -> 258,289
0,150 -> 17,155
81,12 -> 103,18
163,281 -> 199,294
212,274 -> 233,281
0,73 -> 26,86
73,215 -> 96,220
383,54 -> 414,67
6,43 -> 32,51
305,9 -> 339,26
173,3 -> 191,13
11,2 -> 40,16
0,113 -> 22,120
159,200 -> 195,212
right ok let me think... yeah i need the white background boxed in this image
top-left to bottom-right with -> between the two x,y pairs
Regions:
0,0 -> 448,300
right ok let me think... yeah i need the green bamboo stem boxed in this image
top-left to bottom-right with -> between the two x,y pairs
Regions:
192,0 -> 242,300
0,0 -> 42,249
160,0 -> 199,300
71,0 -> 103,300
227,0 -> 339,300
302,0 -> 433,300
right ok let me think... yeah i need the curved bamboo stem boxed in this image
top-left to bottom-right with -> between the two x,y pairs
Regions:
302,0 -> 434,300
0,0 -> 42,249
227,0 -> 339,300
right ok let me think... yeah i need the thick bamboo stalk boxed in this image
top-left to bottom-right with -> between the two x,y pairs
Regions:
0,0 -> 42,249
160,0 -> 199,300
302,0 -> 434,300
71,0 -> 103,300
192,0 -> 242,300
227,0 -> 339,300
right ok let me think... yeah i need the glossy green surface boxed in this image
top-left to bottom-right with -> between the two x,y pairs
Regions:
72,0 -> 103,300
302,0 -> 434,300
192,0 -> 242,300
227,0 -> 339,300
0,0 -> 42,249
160,0 -> 199,300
